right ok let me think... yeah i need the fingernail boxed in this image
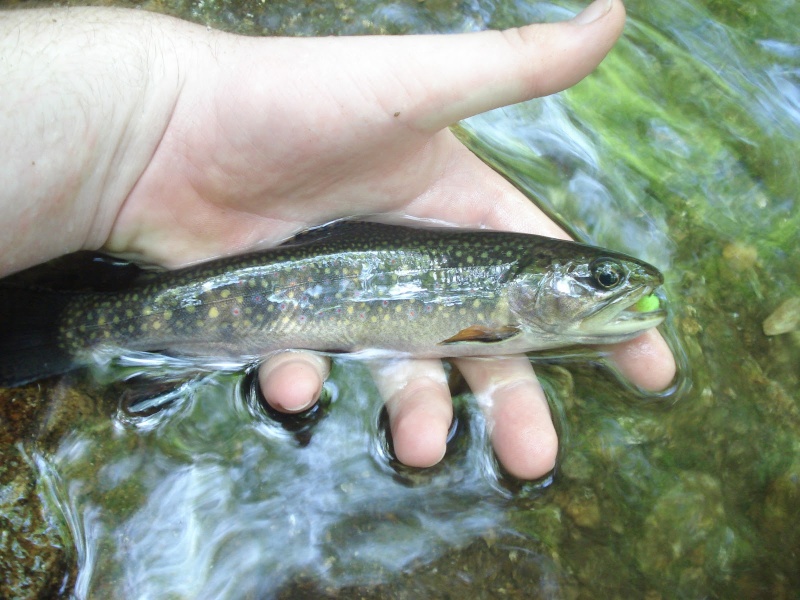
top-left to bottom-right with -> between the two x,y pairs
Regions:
257,353 -> 327,413
281,396 -> 317,413
573,0 -> 613,25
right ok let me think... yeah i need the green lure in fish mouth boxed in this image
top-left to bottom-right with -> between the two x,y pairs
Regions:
633,293 -> 662,313
582,286 -> 666,336
574,256 -> 666,335
0,220 -> 668,387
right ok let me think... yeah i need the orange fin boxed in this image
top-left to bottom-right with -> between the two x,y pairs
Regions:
439,325 -> 521,345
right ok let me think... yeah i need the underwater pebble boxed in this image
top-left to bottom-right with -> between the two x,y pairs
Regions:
722,242 -> 759,270
763,297 -> 800,336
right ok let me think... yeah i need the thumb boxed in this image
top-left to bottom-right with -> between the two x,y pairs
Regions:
378,0 -> 626,130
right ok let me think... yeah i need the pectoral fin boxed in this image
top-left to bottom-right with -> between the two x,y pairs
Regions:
439,325 -> 521,345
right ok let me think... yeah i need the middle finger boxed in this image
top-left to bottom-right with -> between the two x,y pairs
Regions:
370,357 -> 453,469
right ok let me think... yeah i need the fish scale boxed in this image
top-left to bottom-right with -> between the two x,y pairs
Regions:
0,220 -> 666,386
60,241 -> 514,355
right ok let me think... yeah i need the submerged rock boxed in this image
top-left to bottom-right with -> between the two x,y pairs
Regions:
722,242 -> 759,270
0,386 -> 74,599
763,298 -> 800,336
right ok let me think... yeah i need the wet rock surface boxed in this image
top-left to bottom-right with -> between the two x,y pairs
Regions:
0,385 -> 73,599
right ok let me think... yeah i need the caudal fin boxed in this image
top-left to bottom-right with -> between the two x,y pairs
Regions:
0,284 -> 78,387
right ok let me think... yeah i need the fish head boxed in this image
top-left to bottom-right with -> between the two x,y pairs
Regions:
508,246 -> 666,346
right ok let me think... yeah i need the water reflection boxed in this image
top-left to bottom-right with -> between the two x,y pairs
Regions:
39,363 -> 536,597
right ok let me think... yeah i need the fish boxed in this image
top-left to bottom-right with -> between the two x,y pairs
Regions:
0,220 -> 666,387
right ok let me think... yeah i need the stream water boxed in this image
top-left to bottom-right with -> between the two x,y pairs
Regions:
1,0 -> 798,598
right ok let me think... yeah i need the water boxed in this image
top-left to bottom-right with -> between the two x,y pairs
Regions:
2,0 -> 799,597
36,365 -> 518,597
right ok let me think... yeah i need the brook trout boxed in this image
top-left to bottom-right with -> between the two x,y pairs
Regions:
0,221 -> 666,386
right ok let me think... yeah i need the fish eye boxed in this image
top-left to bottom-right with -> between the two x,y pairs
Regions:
590,259 -> 625,290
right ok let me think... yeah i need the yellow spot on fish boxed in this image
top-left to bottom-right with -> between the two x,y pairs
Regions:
208,306 -> 220,319
370,315 -> 378,323
163,310 -> 172,320
467,256 -> 474,264
186,305 -> 195,314
152,320 -> 162,330
347,306 -> 354,315
221,290 -> 231,299
97,316 -> 106,326
472,299 -> 481,308
383,313 -> 390,322
143,307 -> 152,316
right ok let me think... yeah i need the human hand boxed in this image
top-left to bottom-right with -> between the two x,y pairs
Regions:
0,0 -> 675,478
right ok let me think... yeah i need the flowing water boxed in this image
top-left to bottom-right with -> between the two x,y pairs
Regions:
1,0 -> 798,598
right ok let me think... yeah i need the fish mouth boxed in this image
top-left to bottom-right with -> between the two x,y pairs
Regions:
582,286 -> 666,336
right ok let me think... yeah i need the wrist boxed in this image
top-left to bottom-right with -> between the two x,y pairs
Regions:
0,7 -> 187,275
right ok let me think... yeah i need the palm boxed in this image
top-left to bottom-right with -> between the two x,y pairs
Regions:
109,29 -> 601,267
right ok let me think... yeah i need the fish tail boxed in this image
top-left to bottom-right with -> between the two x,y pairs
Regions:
0,285 -> 78,386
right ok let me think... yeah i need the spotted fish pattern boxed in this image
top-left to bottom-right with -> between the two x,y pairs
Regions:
0,221 -> 665,386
